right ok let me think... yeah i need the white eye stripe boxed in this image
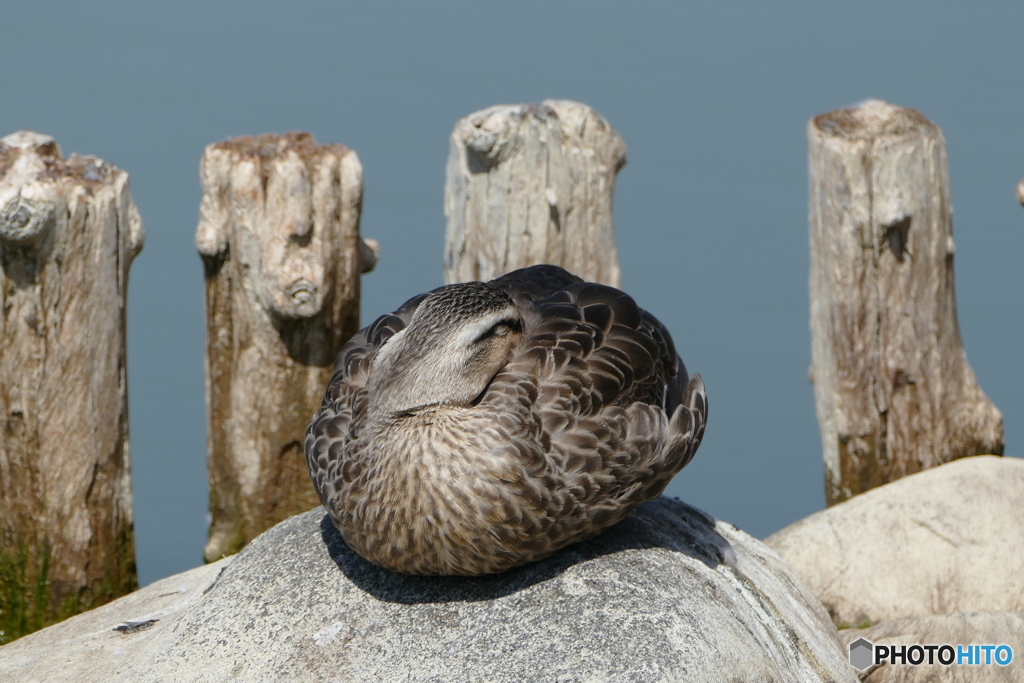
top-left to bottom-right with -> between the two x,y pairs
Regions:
458,308 -> 520,346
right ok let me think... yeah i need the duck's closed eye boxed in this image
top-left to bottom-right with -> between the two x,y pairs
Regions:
474,319 -> 521,344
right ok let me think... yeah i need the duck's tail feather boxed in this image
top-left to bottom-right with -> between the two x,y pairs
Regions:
664,373 -> 707,472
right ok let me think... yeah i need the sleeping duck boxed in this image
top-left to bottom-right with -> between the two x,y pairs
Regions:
305,264 -> 707,576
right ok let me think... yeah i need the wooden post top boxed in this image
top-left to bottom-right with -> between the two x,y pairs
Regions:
1,131 -> 143,254
454,100 -> 627,171
810,99 -> 936,140
195,131 -> 369,321
1,130 -> 132,192
202,131 -> 354,163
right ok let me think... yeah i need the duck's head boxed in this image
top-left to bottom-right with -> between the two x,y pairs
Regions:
366,282 -> 523,419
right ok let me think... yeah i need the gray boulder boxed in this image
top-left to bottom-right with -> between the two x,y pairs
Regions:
1,498 -> 854,682
766,456 -> 1024,629
839,612 -> 1024,682
0,557 -> 229,680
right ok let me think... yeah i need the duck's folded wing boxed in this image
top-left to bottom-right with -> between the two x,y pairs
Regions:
484,280 -> 706,518
489,264 -> 584,305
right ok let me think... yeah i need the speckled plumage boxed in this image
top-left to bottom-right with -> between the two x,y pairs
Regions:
305,265 -> 707,575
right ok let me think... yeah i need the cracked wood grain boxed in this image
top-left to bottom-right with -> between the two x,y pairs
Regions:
196,132 -> 375,562
0,131 -> 143,642
444,100 -> 625,287
807,101 -> 1003,506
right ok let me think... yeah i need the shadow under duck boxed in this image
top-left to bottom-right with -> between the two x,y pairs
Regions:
305,265 -> 707,576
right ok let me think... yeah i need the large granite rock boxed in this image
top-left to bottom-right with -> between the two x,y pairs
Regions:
1,498 -> 855,682
839,612 -> 1024,682
767,456 -> 1024,628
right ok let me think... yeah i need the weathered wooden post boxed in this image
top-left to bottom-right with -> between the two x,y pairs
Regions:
444,100 -> 626,286
0,131 -> 143,642
196,132 -> 376,562
808,100 -> 1003,506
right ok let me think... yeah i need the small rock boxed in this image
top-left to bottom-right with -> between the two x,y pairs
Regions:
839,612 -> 1024,682
767,456 -> 1024,628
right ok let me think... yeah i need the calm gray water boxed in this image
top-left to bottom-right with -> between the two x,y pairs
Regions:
2,2 -> 1021,586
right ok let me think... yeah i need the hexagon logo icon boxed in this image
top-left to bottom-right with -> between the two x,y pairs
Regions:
849,637 -> 874,671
